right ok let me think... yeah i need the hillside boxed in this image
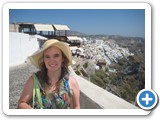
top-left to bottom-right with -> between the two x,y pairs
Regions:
72,35 -> 145,105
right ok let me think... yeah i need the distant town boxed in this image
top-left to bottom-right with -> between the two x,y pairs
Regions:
10,22 -> 145,105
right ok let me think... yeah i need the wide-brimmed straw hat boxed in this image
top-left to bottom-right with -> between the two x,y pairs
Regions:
28,39 -> 73,69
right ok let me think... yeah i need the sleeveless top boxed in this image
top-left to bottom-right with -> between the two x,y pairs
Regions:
31,73 -> 71,109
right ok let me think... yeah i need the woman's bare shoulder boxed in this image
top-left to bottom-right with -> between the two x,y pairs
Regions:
69,75 -> 77,83
24,74 -> 35,88
69,75 -> 79,89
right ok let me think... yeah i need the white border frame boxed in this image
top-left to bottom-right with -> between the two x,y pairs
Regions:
3,2 -> 151,115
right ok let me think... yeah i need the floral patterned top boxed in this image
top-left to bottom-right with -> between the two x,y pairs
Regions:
31,73 -> 71,109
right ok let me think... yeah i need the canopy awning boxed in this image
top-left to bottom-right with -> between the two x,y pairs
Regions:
67,36 -> 83,41
34,24 -> 54,31
53,24 -> 70,30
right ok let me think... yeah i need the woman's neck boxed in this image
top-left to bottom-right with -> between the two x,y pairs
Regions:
47,69 -> 61,85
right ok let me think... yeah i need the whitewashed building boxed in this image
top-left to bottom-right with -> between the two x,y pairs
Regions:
9,32 -> 47,67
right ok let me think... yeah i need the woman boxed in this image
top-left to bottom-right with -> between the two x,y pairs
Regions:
18,39 -> 80,109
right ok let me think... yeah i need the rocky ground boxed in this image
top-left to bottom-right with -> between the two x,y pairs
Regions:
9,63 -> 38,109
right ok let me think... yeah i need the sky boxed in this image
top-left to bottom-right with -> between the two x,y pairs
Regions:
9,9 -> 145,38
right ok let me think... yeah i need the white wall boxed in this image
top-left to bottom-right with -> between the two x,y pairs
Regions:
9,32 -> 39,67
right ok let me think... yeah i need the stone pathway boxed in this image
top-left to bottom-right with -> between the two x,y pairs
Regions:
9,63 -> 38,109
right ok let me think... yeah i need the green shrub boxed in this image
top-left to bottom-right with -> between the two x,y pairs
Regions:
95,70 -> 106,79
75,70 -> 81,75
90,74 -> 105,88
83,62 -> 88,69
103,77 -> 110,84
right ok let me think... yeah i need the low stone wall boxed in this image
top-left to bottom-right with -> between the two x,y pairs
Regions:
80,92 -> 101,109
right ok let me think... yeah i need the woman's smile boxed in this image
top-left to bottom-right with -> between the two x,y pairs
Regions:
48,63 -> 57,69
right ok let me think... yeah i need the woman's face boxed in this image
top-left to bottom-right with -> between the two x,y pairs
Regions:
43,46 -> 64,72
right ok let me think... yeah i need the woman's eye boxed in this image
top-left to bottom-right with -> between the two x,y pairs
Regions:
44,55 -> 50,59
44,54 -> 60,59
54,54 -> 59,58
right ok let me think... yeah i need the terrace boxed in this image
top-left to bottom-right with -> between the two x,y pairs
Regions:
9,32 -> 138,109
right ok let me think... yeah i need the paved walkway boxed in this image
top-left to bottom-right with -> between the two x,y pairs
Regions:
9,63 -> 38,109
